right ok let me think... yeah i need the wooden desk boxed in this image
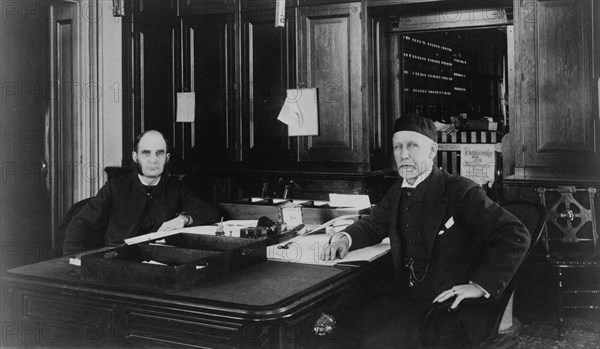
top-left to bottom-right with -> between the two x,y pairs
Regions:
1,256 -> 376,348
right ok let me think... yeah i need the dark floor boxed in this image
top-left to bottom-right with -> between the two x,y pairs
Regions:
513,254 -> 599,349
517,314 -> 599,349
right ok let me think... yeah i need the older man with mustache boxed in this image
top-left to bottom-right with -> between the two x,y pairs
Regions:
320,114 -> 530,348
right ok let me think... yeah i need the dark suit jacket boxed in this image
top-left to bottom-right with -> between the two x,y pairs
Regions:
345,167 -> 530,299
63,172 -> 219,254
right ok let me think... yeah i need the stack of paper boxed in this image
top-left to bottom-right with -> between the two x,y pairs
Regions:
267,234 -> 390,266
329,194 -> 371,208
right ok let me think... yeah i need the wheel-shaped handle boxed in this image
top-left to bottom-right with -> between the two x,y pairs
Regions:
313,313 -> 336,336
559,209 -> 574,221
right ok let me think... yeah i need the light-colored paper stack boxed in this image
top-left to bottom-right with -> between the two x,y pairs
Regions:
267,233 -> 390,266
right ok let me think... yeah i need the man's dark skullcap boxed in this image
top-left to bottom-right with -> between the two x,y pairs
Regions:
392,113 -> 437,141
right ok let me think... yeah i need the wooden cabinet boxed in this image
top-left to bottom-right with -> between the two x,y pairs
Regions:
296,2 -> 366,166
123,0 -> 178,161
240,9 -> 296,163
122,0 -> 394,204
182,0 -> 239,15
511,0 -> 600,178
183,12 -> 238,164
503,0 -> 600,203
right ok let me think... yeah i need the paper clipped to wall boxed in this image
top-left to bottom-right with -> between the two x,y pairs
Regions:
277,88 -> 319,136
275,0 -> 285,27
176,92 -> 195,122
460,143 -> 496,185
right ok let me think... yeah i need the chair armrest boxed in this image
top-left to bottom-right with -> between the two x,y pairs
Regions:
420,297 -> 507,347
426,297 -> 500,312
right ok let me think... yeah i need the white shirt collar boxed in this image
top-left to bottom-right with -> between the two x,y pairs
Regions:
138,174 -> 161,186
401,168 -> 432,189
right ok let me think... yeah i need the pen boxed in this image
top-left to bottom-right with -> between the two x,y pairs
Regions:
277,241 -> 294,249
333,262 -> 365,270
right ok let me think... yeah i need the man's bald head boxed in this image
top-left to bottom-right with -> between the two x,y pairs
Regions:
132,130 -> 170,181
134,130 -> 169,152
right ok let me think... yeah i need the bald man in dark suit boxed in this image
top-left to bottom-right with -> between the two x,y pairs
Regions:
64,130 -> 218,254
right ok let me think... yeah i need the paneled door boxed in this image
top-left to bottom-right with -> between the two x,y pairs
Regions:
184,12 -> 237,164
514,0 -> 600,171
240,8 -> 295,163
48,0 -> 81,252
0,0 -> 82,269
296,2 -> 366,164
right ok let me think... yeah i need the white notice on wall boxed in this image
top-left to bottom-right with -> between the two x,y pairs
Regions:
176,92 -> 195,122
275,0 -> 286,27
460,144 -> 496,185
277,88 -> 319,136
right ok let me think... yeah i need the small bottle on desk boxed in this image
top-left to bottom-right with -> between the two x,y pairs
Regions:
216,217 -> 225,236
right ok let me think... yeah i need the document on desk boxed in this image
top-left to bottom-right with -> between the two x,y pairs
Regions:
305,214 -> 361,235
123,220 -> 259,244
267,234 -> 390,267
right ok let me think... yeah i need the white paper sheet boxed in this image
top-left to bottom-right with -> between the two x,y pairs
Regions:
123,221 -> 259,244
329,194 -> 371,208
267,234 -> 390,266
124,230 -> 185,245
460,144 -> 496,185
275,0 -> 285,27
277,99 -> 303,128
176,92 -> 195,122
277,88 -> 319,136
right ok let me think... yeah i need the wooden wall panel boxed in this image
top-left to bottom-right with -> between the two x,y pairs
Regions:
514,0 -> 599,171
240,11 -> 295,163
185,14 -> 237,164
297,3 -> 365,164
312,17 -> 351,145
537,1 -> 593,152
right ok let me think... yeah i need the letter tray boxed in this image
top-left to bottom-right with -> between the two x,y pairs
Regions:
80,234 -> 266,292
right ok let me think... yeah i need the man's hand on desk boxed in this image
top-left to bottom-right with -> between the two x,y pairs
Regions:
158,215 -> 190,231
319,235 -> 350,261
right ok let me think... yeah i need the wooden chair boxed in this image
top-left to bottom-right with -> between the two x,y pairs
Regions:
536,186 -> 599,339
420,200 -> 546,348
58,198 -> 92,256
104,166 -> 132,180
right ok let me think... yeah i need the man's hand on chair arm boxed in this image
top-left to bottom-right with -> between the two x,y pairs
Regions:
433,282 -> 489,309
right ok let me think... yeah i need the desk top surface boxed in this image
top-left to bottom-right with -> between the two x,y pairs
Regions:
5,257 -> 353,314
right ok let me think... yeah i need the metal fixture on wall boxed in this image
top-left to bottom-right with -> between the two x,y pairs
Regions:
112,0 -> 124,17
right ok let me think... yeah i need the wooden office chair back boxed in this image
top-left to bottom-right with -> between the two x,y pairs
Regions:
420,200 -> 546,348
536,186 -> 599,338
537,186 -> 598,259
58,198 -> 92,256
